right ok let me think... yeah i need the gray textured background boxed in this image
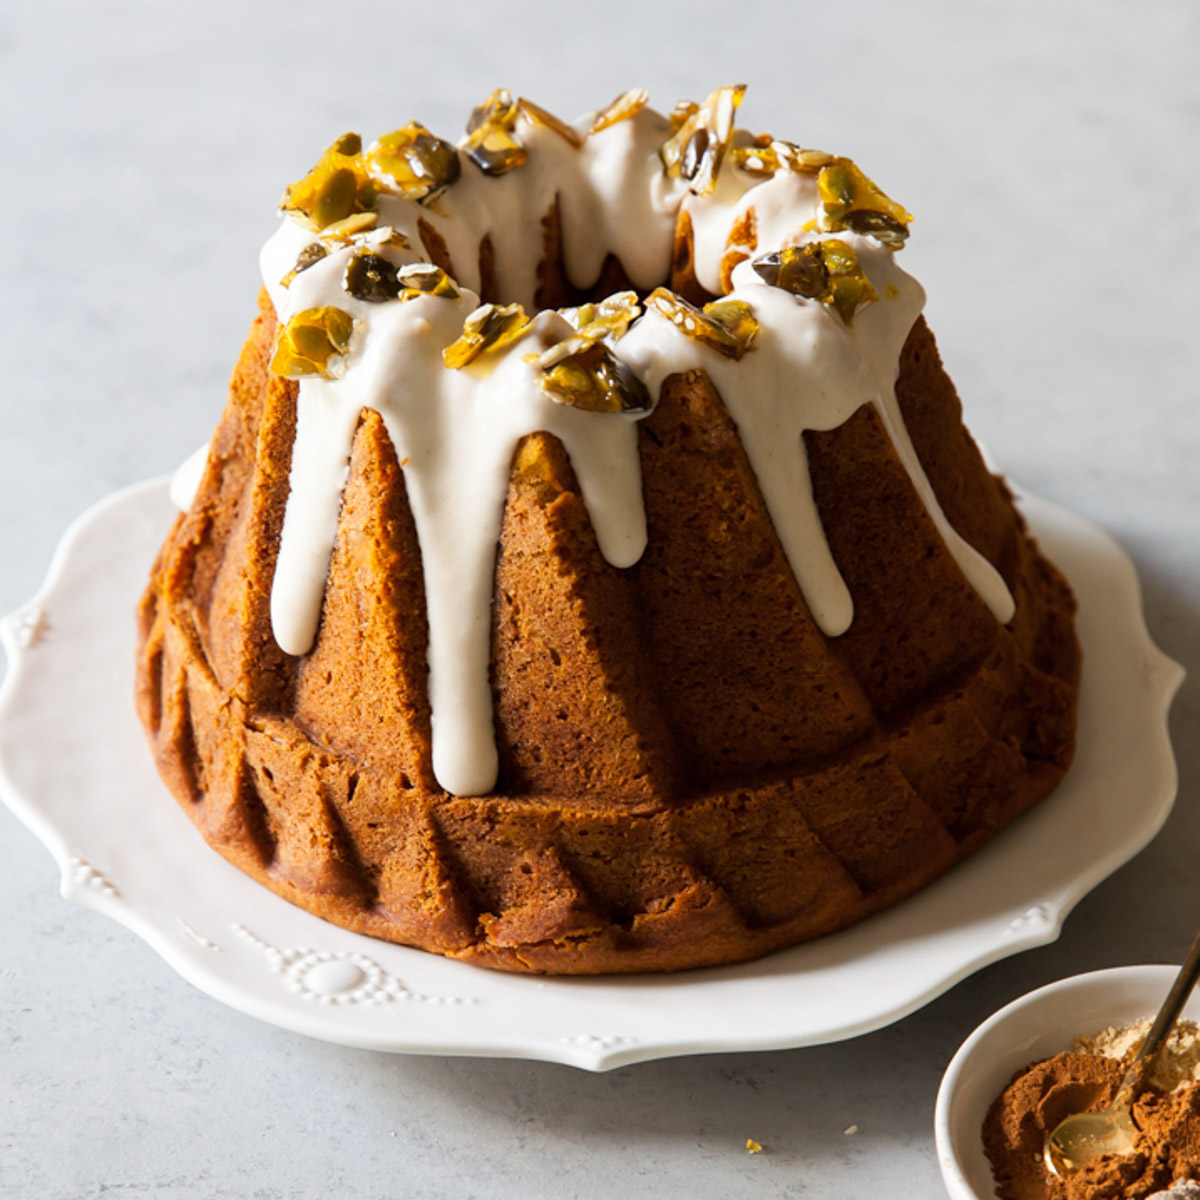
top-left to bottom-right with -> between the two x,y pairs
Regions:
2,2 -> 1198,1196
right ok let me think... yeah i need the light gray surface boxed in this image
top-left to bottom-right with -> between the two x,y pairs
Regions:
1,2 -> 1197,1197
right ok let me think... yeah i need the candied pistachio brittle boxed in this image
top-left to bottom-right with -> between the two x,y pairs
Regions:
517,97 -> 583,147
281,133 -> 378,232
270,307 -> 355,378
534,341 -> 649,414
587,89 -> 649,136
561,290 -> 641,342
701,298 -> 759,353
815,159 -> 912,245
463,89 -> 528,176
395,262 -> 460,300
522,291 -> 647,413
645,287 -> 758,359
280,242 -> 330,287
752,242 -> 879,322
660,84 -> 745,195
443,302 -> 530,368
668,99 -> 699,134
365,122 -> 462,204
343,250 -> 402,303
731,136 -> 836,178
342,253 -> 462,306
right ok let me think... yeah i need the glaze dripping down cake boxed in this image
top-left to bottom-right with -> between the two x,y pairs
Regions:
136,87 -> 1080,974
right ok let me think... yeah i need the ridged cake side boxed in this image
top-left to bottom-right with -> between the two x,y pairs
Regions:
135,291 -> 1079,973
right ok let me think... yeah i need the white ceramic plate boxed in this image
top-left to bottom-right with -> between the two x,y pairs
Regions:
0,479 -> 1183,1071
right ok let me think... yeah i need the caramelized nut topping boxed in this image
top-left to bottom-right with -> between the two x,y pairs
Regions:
818,238 -> 879,320
563,290 -> 641,342
751,245 -> 830,298
366,122 -> 462,204
524,291 -> 644,410
732,138 -> 836,178
587,89 -> 649,136
442,302 -> 530,368
668,100 -> 699,134
645,286 -> 756,359
321,211 -> 380,241
281,133 -> 377,232
536,342 -> 650,414
518,97 -> 583,147
361,225 -> 412,251
752,241 -> 879,322
660,84 -> 745,195
793,146 -> 839,173
843,208 -> 909,248
280,242 -> 329,287
528,291 -> 641,372
270,307 -> 355,378
463,88 -> 528,176
343,250 -> 401,303
702,298 -> 760,352
730,134 -> 780,178
396,262 -> 460,299
815,159 -> 912,245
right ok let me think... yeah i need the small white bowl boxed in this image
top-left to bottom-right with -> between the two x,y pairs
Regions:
935,965 -> 1200,1199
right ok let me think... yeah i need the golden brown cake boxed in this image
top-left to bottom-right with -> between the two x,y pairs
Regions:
135,87 -> 1079,974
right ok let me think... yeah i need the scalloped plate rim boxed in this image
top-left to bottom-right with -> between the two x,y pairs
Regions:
0,477 -> 1184,1071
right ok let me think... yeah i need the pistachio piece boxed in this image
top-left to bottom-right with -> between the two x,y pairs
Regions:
792,146 -> 838,173
731,137 -> 836,178
731,134 -> 781,178
563,290 -> 641,342
751,245 -> 830,299
280,242 -> 329,288
518,97 -> 582,147
526,291 -> 643,399
536,342 -> 650,414
587,88 -> 650,136
463,88 -> 528,176
843,208 -> 910,248
751,241 -> 878,322
396,262 -> 460,299
270,306 -> 355,378
361,225 -> 412,251
645,286 -> 755,359
702,298 -> 760,353
815,158 -> 912,244
668,99 -> 699,134
466,88 -> 519,135
817,239 -> 879,320
343,250 -> 401,303
311,167 -> 357,228
660,84 -> 745,195
366,122 -> 462,204
322,211 -> 380,241
281,133 -> 377,232
442,302 -> 530,368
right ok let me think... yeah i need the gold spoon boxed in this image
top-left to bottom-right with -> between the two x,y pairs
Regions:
1045,930 -> 1200,1177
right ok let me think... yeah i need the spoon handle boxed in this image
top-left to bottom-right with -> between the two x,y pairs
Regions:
1114,928 -> 1200,1106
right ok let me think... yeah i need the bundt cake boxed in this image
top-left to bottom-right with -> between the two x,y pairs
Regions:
136,86 -> 1080,974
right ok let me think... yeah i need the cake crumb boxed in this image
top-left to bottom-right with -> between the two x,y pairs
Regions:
843,1124 -> 859,1136
746,1138 -> 764,1154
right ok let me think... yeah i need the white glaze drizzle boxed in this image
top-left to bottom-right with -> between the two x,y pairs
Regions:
169,441 -> 211,512
235,98 -> 1016,797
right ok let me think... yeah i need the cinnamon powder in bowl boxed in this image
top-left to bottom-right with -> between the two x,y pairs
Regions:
936,967 -> 1200,1200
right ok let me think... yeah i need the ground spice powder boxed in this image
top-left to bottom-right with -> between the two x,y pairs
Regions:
983,1051 -> 1200,1199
